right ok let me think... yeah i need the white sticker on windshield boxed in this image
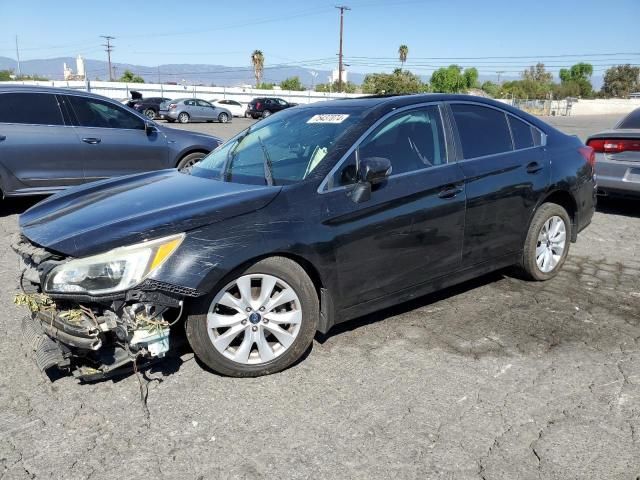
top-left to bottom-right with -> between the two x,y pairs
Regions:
307,114 -> 350,124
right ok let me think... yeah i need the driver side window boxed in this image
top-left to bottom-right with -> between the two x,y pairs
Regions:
328,105 -> 446,189
67,95 -> 145,130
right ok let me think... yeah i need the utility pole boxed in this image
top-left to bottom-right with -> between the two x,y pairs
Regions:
100,36 -> 115,81
15,35 -> 22,77
335,5 -> 350,92
496,70 -> 505,84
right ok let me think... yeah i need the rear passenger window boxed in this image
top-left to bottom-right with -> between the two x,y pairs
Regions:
0,92 -> 64,125
509,115 -> 534,149
451,104 -> 512,159
618,109 -> 640,129
66,96 -> 144,130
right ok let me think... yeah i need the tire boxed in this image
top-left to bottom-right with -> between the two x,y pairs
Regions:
251,114 -> 259,120
186,257 -> 319,377
166,119 -> 175,123
262,110 -> 272,118
218,112 -> 229,123
176,152 -> 206,173
143,108 -> 156,120
521,202 -> 571,281
178,112 -> 190,124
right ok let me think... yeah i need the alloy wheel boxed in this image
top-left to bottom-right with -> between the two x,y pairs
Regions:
178,113 -> 189,123
207,274 -> 302,365
536,215 -> 566,273
144,109 -> 156,120
218,113 -> 229,123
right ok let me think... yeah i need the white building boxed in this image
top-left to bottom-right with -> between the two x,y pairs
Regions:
63,55 -> 86,81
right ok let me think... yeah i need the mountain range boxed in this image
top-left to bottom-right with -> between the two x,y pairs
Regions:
0,56 -> 603,89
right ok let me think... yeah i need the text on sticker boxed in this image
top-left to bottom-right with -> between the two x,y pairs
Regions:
307,114 -> 350,124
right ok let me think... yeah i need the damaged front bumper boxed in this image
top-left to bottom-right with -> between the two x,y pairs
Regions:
12,234 -> 193,381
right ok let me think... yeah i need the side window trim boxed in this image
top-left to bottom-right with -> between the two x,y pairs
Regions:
447,100 -> 547,162
318,101 -> 449,194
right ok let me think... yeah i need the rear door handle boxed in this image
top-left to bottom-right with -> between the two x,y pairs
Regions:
438,184 -> 463,199
82,137 -> 101,144
526,161 -> 543,174
0,135 -> 6,142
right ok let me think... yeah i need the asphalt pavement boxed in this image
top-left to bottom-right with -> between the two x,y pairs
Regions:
0,113 -> 638,480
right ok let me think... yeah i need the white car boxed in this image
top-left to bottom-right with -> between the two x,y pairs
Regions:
212,99 -> 247,117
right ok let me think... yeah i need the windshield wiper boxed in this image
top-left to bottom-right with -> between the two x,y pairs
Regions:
257,135 -> 275,186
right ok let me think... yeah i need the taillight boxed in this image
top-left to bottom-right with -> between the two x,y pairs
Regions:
168,103 -> 177,110
133,103 -> 142,108
255,102 -> 261,109
586,138 -> 640,153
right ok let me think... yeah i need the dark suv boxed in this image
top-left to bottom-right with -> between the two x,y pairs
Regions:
126,91 -> 172,120
246,97 -> 296,119
0,85 -> 222,197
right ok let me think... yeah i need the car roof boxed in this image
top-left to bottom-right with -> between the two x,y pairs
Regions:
0,84 -> 120,102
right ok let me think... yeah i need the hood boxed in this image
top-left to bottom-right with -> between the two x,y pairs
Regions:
20,170 -> 281,257
158,125 -> 222,146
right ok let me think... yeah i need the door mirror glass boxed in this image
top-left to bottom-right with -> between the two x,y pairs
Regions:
358,156 -> 392,184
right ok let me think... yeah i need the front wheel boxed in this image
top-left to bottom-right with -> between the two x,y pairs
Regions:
177,152 -> 205,173
144,108 -> 156,120
521,202 -> 571,281
218,112 -> 229,123
186,257 -> 318,377
178,112 -> 190,124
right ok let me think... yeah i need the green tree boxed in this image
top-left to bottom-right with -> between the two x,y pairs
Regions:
119,69 -> 145,83
362,68 -> 426,94
602,64 -> 640,98
463,67 -> 479,89
481,81 -> 500,97
256,82 -> 275,90
430,65 -> 468,93
522,63 -> 553,83
315,80 -> 357,93
0,69 -> 47,81
558,62 -> 593,98
0,70 -> 13,81
398,44 -> 409,68
251,50 -> 265,87
280,76 -> 305,91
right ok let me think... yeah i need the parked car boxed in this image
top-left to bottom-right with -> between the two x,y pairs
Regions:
13,94 -> 595,380
125,91 -> 172,120
160,98 -> 232,124
586,107 -> 640,197
246,97 -> 296,119
0,85 -> 222,197
212,99 -> 247,117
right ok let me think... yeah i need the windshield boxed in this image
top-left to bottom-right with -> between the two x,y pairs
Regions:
191,107 -> 364,185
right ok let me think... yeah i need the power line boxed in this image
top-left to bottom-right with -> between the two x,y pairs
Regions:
347,52 -> 640,60
100,36 -> 115,81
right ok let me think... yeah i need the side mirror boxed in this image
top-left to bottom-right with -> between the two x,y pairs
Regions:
358,157 -> 392,184
348,157 -> 392,204
144,121 -> 158,135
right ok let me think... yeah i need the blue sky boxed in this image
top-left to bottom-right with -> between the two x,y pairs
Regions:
0,0 -> 638,80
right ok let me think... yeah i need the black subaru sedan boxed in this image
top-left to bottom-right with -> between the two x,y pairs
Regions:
13,94 -> 596,379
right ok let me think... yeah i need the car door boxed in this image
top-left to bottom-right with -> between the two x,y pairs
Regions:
183,99 -> 198,120
63,94 -> 169,182
318,104 -> 466,308
448,102 -> 549,267
196,100 -> 216,120
0,91 -> 86,192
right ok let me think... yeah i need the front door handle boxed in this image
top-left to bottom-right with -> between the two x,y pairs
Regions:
526,161 -> 543,174
82,137 -> 101,144
0,135 -> 6,142
438,184 -> 463,199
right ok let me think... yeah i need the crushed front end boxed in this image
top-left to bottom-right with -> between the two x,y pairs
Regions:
12,233 -> 194,381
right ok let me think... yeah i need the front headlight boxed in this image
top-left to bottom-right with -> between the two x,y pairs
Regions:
44,233 -> 184,295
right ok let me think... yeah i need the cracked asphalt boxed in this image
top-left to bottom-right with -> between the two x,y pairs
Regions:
1,113 -> 639,480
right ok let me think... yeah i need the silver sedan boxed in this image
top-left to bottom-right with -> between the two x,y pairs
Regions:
587,108 -> 640,197
160,98 -> 233,124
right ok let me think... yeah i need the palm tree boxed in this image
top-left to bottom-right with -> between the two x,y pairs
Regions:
398,44 -> 409,69
251,50 -> 264,87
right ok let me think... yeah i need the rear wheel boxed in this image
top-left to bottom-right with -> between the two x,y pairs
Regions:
218,112 -> 229,123
166,119 -> 175,123
521,202 -> 571,281
262,110 -> 272,118
177,152 -> 206,173
186,257 -> 318,377
178,112 -> 190,124
143,108 -> 156,120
